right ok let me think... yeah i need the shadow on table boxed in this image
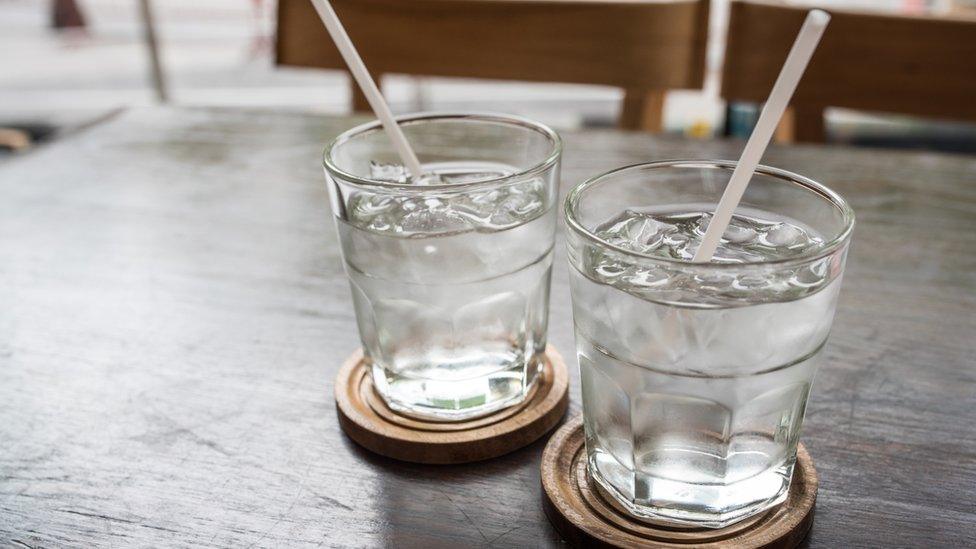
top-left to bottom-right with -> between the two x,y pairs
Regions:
340,422 -> 566,547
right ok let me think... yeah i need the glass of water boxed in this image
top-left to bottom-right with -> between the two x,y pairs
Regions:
565,160 -> 854,527
324,113 -> 561,421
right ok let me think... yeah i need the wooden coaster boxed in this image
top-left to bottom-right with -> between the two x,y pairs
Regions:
541,417 -> 818,548
335,345 -> 569,464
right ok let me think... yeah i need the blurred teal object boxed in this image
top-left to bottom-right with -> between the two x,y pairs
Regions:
725,102 -> 759,139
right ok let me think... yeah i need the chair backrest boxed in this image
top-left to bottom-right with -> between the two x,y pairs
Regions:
276,0 -> 709,131
722,0 -> 976,141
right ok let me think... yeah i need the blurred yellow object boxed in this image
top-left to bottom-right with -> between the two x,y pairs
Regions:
0,129 -> 31,151
685,119 -> 712,139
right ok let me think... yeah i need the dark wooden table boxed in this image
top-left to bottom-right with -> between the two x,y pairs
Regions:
2,108 -> 974,548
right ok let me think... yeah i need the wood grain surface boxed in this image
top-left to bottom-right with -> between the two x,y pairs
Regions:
1,107 -> 974,547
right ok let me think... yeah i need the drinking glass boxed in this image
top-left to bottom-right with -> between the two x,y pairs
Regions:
564,160 -> 854,527
324,113 -> 561,421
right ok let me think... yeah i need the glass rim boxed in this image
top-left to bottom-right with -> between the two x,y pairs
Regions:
322,111 -> 562,192
564,159 -> 856,270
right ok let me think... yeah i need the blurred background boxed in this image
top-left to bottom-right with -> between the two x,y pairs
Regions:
2,0 -> 976,155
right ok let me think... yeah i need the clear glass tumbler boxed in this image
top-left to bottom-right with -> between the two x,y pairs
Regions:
564,160 -> 854,527
324,113 -> 561,421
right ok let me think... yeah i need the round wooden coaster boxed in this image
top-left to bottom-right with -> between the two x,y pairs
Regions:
541,417 -> 818,548
335,345 -> 569,464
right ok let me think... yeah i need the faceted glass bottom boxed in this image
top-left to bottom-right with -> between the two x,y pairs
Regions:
588,448 -> 795,528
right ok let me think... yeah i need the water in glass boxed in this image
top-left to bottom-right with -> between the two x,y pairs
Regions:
337,162 -> 555,420
571,206 -> 839,527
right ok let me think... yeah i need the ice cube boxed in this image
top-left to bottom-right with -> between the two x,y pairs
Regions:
600,211 -> 665,248
350,193 -> 395,217
694,212 -> 713,237
621,264 -> 670,289
369,161 -> 408,183
471,189 -> 503,206
662,232 -> 695,260
488,187 -> 543,227
367,214 -> 393,232
765,223 -> 804,248
397,206 -> 470,234
631,219 -> 669,251
711,246 -> 765,264
791,259 -> 829,288
732,273 -> 771,290
723,223 -> 759,244
592,256 -> 629,283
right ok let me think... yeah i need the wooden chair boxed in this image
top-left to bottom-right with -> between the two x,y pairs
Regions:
276,0 -> 708,132
722,0 -> 976,142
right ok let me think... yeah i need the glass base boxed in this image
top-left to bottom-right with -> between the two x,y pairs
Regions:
371,353 -> 541,421
589,450 -> 794,529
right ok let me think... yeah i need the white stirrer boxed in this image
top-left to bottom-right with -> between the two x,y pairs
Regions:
693,9 -> 830,263
308,0 -> 424,179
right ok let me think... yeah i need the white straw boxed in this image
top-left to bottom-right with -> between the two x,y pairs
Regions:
693,10 -> 830,263
308,0 -> 424,179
